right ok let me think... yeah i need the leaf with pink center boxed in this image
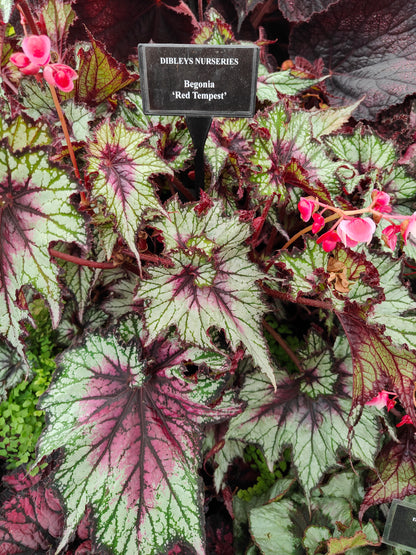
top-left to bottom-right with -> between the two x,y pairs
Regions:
250,102 -> 341,201
0,147 -> 86,353
136,198 -> 277,387
86,119 -> 171,264
37,332 -> 240,555
0,470 -> 64,553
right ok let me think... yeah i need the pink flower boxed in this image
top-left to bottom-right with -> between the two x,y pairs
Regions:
401,212 -> 416,244
316,230 -> 340,252
372,190 -> 391,213
397,414 -> 414,427
311,213 -> 325,233
298,197 -> 317,222
382,224 -> 400,250
9,52 -> 40,75
337,217 -> 376,248
365,390 -> 396,410
10,34 -> 78,92
43,64 -> 78,92
22,35 -> 51,66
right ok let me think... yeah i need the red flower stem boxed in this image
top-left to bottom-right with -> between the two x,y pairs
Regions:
198,0 -> 203,21
15,1 -> 39,35
262,318 -> 304,373
48,83 -> 81,181
281,204 -> 385,251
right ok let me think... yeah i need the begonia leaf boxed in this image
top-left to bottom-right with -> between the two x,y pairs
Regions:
0,470 -> 63,553
289,0 -> 416,119
61,100 -> 95,143
359,432 -> 416,519
120,92 -> 193,171
275,239 -> 378,310
41,0 -> 76,61
249,499 -> 296,555
37,333 -> 239,555
0,0 -> 12,23
86,119 -> 171,264
205,118 -> 254,186
225,333 -> 381,493
325,128 -> 416,202
278,0 -> 340,22
338,309 -> 416,422
71,0 -> 197,62
256,70 -> 326,103
53,242 -> 96,322
0,341 -> 30,402
20,80 -> 55,121
192,9 -> 236,45
327,527 -> 380,554
0,469 -> 92,554
0,115 -> 51,152
73,36 -> 136,105
136,198 -> 277,387
250,102 -> 341,201
367,253 -> 416,348
0,147 -> 86,353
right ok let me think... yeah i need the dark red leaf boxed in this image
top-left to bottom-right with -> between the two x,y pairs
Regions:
289,0 -> 416,119
278,0 -> 341,22
71,0 -> 197,62
0,471 -> 64,554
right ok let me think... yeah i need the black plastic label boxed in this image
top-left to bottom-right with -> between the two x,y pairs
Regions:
138,44 -> 259,117
383,499 -> 416,552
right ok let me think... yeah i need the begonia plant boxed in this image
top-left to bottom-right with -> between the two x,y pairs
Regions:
1,0 -> 416,553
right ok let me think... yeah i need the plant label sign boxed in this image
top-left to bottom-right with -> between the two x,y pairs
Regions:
383,499 -> 416,552
138,44 -> 259,117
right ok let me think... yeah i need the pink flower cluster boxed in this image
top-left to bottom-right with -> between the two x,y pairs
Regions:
10,35 -> 77,92
297,191 -> 416,253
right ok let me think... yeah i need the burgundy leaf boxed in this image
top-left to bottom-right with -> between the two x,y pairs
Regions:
0,471 -> 64,554
71,0 -> 197,62
359,430 -> 416,519
278,0 -> 341,22
289,0 -> 416,119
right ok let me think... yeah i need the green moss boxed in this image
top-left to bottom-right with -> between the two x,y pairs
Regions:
0,300 -> 56,470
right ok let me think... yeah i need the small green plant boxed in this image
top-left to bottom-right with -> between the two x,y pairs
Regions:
0,300 -> 56,470
237,445 -> 289,501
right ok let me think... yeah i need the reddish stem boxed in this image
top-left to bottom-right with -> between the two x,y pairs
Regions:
49,248 -> 120,270
260,283 -> 333,310
15,1 -> 39,35
48,83 -> 81,181
198,0 -> 204,22
263,318 -> 304,373
170,175 -> 196,201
